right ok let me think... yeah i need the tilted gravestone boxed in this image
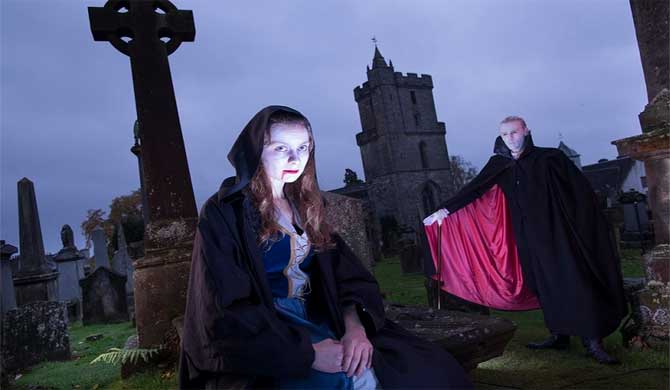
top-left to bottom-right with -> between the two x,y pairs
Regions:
1,301 -> 71,372
88,0 -> 198,348
54,224 -> 85,321
79,267 -> 129,325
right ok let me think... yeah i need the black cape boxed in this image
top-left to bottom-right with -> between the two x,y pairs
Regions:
179,106 -> 471,389
437,134 -> 627,338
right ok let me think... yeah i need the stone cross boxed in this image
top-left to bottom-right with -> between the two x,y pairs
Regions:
88,0 -> 199,348
88,0 -> 197,228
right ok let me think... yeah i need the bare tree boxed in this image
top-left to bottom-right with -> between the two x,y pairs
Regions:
450,155 -> 478,191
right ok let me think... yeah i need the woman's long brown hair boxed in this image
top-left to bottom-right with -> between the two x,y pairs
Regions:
249,111 -> 333,250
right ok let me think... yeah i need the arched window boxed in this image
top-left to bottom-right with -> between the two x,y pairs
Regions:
422,182 -> 440,216
419,141 -> 428,169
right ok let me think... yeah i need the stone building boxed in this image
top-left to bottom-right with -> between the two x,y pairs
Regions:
558,141 -> 582,169
348,46 -> 454,247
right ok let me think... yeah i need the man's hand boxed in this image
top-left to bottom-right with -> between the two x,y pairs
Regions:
423,208 -> 450,226
312,338 -> 344,373
341,325 -> 373,377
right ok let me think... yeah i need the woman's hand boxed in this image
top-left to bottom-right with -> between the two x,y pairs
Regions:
341,305 -> 373,377
341,325 -> 373,377
312,338 -> 344,373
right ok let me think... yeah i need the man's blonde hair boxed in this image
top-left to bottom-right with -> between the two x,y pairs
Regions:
500,116 -> 528,130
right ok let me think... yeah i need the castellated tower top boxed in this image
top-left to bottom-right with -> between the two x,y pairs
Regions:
355,46 -> 434,101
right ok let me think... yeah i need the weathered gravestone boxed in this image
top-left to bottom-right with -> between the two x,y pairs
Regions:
13,178 -> 59,305
398,239 -> 422,274
79,267 -> 129,325
112,224 -> 135,320
91,227 -> 110,270
89,0 -> 198,348
111,223 -> 134,295
54,224 -> 85,322
322,191 -> 375,270
612,0 -> 670,350
1,241 -> 18,314
1,301 -> 71,372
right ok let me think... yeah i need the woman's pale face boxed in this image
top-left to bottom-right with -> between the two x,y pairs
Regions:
261,123 -> 311,188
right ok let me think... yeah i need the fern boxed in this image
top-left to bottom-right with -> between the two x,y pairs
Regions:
90,346 -> 160,366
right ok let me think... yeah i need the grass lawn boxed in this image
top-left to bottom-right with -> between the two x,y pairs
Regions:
10,321 -> 177,390
373,251 -> 669,390
9,248 -> 667,389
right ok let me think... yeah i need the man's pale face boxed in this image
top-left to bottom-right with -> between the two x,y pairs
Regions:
261,123 -> 311,187
499,120 -> 529,154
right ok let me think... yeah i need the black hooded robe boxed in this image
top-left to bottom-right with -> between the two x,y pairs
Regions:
434,135 -> 627,339
179,106 -> 472,389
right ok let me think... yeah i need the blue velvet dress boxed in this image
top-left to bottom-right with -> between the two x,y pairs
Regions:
262,214 -> 377,389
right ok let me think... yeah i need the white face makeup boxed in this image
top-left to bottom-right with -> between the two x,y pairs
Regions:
261,123 -> 311,196
499,120 -> 529,155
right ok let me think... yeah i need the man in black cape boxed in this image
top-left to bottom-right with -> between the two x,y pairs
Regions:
179,105 -> 472,388
425,116 -> 627,364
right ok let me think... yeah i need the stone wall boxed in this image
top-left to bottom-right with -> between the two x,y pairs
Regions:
322,192 -> 374,270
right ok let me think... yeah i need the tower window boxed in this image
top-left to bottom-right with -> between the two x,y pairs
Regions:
414,113 -> 421,127
419,141 -> 428,168
422,183 -> 438,215
410,90 -> 417,104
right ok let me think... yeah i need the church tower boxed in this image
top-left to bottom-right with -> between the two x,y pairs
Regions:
354,46 -> 454,241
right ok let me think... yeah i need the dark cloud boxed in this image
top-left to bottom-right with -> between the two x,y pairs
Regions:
1,0 -> 646,253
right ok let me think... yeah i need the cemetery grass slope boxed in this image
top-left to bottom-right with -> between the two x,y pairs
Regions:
11,321 -> 177,389
9,250 -> 664,389
373,250 -> 669,389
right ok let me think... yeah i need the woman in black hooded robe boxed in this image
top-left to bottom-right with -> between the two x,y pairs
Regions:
178,105 -> 472,389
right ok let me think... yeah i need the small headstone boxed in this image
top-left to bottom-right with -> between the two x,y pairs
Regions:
13,178 -> 58,306
399,240 -> 422,274
1,241 -> 18,314
322,192 -> 375,270
1,301 -> 71,372
54,224 -> 85,322
91,227 -> 109,270
79,267 -> 128,325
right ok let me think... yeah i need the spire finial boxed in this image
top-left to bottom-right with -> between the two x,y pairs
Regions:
370,36 -> 388,69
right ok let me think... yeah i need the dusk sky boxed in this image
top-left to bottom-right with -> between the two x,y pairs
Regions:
1,1 -> 647,254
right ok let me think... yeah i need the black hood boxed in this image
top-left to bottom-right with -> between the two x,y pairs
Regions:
218,105 -> 310,201
493,132 -> 535,159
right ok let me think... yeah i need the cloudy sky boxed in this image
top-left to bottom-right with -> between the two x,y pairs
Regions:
1,0 -> 647,254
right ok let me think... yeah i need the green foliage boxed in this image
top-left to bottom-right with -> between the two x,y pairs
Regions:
450,155 -> 478,191
620,248 -> 646,278
90,347 -> 160,366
